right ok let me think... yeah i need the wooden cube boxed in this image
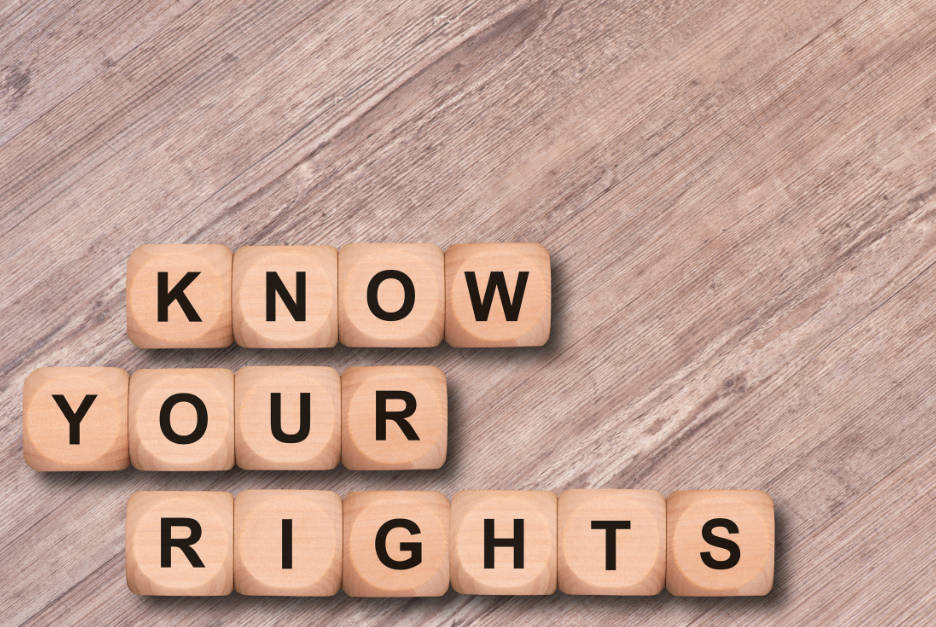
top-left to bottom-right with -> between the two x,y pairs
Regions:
126,491 -> 233,596
129,369 -> 234,471
341,366 -> 447,470
450,490 -> 557,595
338,243 -> 444,347
558,489 -> 665,595
666,490 -> 774,596
23,367 -> 129,471
234,490 -> 342,596
343,491 -> 449,597
127,244 -> 233,348
445,243 -> 551,347
232,245 -> 338,348
234,367 -> 341,470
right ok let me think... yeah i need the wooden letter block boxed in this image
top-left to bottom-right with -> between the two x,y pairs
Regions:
232,245 -> 338,348
127,244 -> 233,348
235,490 -> 342,596
450,490 -> 557,595
343,491 -> 449,597
666,490 -> 774,596
445,243 -> 551,347
558,489 -> 665,595
129,369 -> 234,471
126,491 -> 233,596
234,367 -> 341,470
338,243 -> 444,347
23,367 -> 129,471
341,366 -> 447,470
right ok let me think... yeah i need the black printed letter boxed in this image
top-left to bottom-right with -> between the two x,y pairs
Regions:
367,270 -> 415,321
266,271 -> 306,321
484,519 -> 524,569
282,519 -> 293,569
270,393 -> 310,444
160,393 -> 208,445
375,391 -> 419,441
590,520 -> 631,570
161,518 -> 204,568
157,272 -> 202,322
52,394 -> 97,445
700,518 -> 741,570
375,519 -> 422,570
464,271 -> 528,321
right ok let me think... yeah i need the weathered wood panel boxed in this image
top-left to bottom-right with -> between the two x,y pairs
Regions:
2,0 -> 935,624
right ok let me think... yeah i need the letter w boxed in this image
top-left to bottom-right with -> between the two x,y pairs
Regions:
464,271 -> 529,321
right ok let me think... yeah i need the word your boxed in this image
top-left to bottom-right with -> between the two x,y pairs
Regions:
23,366 -> 446,472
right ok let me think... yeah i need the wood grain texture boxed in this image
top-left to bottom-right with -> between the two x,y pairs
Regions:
341,365 -> 448,470
232,245 -> 338,348
338,243 -> 445,347
234,489 -> 342,596
343,490 -> 450,597
234,366 -> 341,470
558,489 -> 666,596
666,490 -> 774,596
445,243 -> 551,347
126,490 -> 234,596
129,368 -> 235,471
2,0 -> 936,622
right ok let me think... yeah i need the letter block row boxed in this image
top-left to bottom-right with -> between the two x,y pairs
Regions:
23,366 -> 447,472
126,243 -> 551,349
126,489 -> 774,597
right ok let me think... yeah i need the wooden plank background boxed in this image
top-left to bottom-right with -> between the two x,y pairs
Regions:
2,0 -> 935,624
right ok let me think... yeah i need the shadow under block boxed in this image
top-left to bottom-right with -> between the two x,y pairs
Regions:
666,490 -> 774,597
558,489 -> 665,595
126,491 -> 234,596
23,367 -> 130,471
341,366 -> 447,470
444,243 -> 551,347
232,245 -> 338,348
129,369 -> 235,471
126,244 -> 233,349
234,366 -> 341,470
450,490 -> 557,595
234,490 -> 342,596
338,243 -> 444,347
343,491 -> 450,597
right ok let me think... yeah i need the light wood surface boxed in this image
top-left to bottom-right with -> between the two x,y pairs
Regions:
126,491 -> 234,596
3,0 -> 936,622
232,246 -> 338,348
234,366 -> 341,470
234,490 -> 342,596
338,243 -> 445,347
343,491 -> 450,597
341,366 -> 448,470
558,489 -> 666,596
666,490 -> 774,597
129,369 -> 234,471
450,490 -> 558,595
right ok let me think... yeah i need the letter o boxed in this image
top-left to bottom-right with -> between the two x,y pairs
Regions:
367,270 -> 416,321
160,393 -> 208,445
